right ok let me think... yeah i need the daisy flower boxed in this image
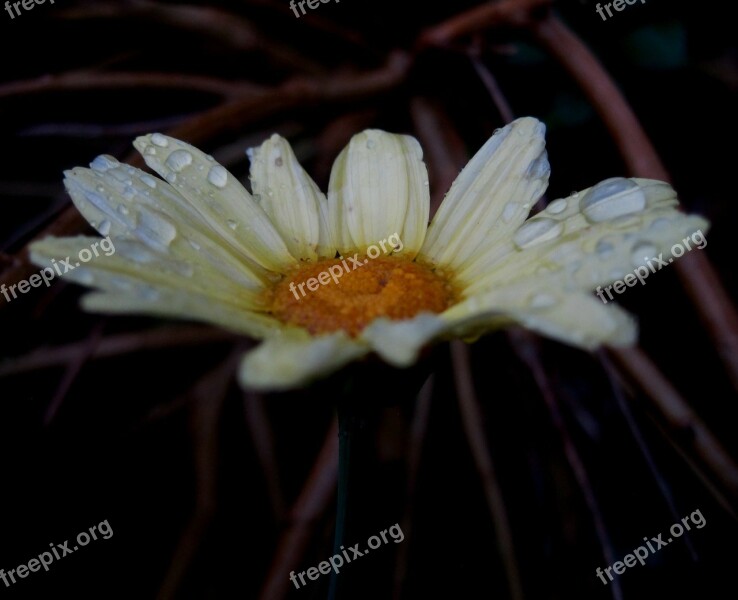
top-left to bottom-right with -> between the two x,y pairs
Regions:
30,117 -> 707,390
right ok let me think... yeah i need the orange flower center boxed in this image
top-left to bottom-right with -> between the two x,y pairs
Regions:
267,255 -> 457,336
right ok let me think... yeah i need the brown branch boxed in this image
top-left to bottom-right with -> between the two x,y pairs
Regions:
609,347 -> 738,499
0,325 -> 236,377
451,341 -> 525,600
258,418 -> 339,600
419,0 -> 551,48
509,331 -> 623,600
531,13 -> 738,392
0,71 -> 262,101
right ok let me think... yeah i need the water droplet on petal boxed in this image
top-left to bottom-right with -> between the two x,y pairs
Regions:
631,241 -> 657,266
366,139 -> 376,149
140,286 -> 160,301
90,155 -> 119,172
140,174 -> 158,189
137,207 -> 177,246
165,172 -> 177,184
207,165 -> 228,188
513,218 -> 564,249
117,205 -> 129,216
145,147 -> 157,156
580,178 -> 646,223
151,133 -> 169,148
165,149 -> 193,173
74,268 -> 95,285
98,220 -> 111,235
502,201 -> 518,223
546,198 -> 567,214
188,239 -> 201,250
530,293 -> 556,309
595,240 -> 614,259
227,219 -> 238,230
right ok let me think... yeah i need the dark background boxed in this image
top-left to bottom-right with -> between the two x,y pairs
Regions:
0,0 -> 737,598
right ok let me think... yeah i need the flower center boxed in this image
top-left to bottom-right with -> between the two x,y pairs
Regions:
267,255 -> 456,336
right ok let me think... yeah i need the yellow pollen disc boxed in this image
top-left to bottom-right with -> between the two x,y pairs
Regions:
267,255 -> 457,337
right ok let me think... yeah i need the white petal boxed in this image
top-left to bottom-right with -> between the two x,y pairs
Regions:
461,178 -> 709,296
134,134 -> 295,271
82,291 -> 278,340
420,117 -> 549,270
360,313 -> 446,366
249,134 -> 335,260
443,284 -> 636,350
63,159 -> 271,288
239,331 -> 368,390
328,129 -> 429,257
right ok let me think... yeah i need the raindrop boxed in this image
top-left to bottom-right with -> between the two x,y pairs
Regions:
580,178 -> 646,223
530,293 -> 556,309
188,239 -> 201,250
90,155 -> 119,172
546,199 -> 567,214
117,205 -> 129,216
98,220 -> 112,236
227,219 -> 239,230
207,165 -> 228,188
140,174 -> 158,189
630,241 -> 657,266
165,149 -> 193,173
151,133 -> 169,148
274,156 -> 283,167
502,201 -> 518,223
137,207 -> 177,246
513,218 -> 564,249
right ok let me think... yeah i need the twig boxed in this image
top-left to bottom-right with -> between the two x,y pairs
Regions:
451,341 -> 525,600
156,350 -> 240,600
258,419 -> 339,600
608,347 -> 738,500
508,330 -> 623,600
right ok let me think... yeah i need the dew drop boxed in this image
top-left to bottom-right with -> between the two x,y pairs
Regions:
98,220 -> 112,236
630,241 -> 657,266
227,219 -> 238,230
595,240 -> 614,259
90,155 -> 119,172
513,218 -> 564,249
502,201 -> 518,223
546,198 -> 567,214
366,139 -> 376,149
140,174 -> 158,189
145,147 -> 157,156
74,268 -> 94,285
530,293 -> 556,309
165,149 -> 193,173
117,205 -> 129,216
137,207 -> 177,246
207,165 -> 228,188
274,156 -> 283,167
188,239 -> 201,250
151,133 -> 169,148
580,178 -> 646,223
165,172 -> 177,184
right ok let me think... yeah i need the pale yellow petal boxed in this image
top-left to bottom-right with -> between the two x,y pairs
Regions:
239,330 -> 368,390
248,134 -> 335,260
420,117 -> 549,270
134,133 -> 295,271
360,313 -> 446,366
460,178 -> 709,296
63,158 -> 269,287
328,129 -> 429,257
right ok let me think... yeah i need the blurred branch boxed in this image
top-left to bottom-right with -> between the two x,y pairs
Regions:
259,418 -> 339,600
609,347 -> 738,500
57,0 -> 325,74
452,341 -> 525,600
0,71 -> 263,101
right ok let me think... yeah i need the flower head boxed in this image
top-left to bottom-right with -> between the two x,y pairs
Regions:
31,118 -> 708,389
